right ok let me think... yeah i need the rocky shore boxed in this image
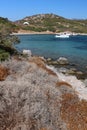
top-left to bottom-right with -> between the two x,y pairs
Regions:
0,55 -> 87,130
46,57 -> 87,80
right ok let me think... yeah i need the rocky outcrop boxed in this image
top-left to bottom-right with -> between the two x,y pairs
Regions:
57,57 -> 69,65
46,57 -> 69,65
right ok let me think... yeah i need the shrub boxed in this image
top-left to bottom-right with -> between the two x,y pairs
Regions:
0,52 -> 10,61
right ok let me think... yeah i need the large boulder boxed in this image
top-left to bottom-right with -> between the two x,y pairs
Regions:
23,49 -> 32,57
57,57 -> 69,65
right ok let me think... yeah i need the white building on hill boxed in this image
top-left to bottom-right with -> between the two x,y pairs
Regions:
23,22 -> 29,25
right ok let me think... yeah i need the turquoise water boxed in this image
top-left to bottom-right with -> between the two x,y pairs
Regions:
15,34 -> 87,70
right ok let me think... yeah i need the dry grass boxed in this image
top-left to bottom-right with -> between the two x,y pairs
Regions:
29,56 -> 57,76
61,93 -> 87,130
0,65 -> 9,81
56,81 -> 72,88
1,56 -> 87,130
40,128 -> 48,130
12,55 -> 23,61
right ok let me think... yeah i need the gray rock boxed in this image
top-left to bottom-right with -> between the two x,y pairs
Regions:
23,49 -> 32,57
58,67 -> 68,74
57,57 -> 69,65
83,79 -> 87,87
46,58 -> 52,61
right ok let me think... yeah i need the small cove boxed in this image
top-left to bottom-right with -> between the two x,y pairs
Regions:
15,34 -> 87,73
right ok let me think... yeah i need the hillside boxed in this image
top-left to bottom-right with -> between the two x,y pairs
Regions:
0,14 -> 87,33
15,13 -> 87,33
0,17 -> 20,61
0,17 -> 19,33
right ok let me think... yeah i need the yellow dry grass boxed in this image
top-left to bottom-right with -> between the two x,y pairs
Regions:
61,93 -> 87,130
29,56 -> 57,76
0,65 -> 9,81
56,81 -> 72,88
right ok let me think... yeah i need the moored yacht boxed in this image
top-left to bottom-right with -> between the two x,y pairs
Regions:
55,33 -> 70,38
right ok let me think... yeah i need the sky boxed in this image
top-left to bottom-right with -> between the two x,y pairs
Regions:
0,0 -> 87,21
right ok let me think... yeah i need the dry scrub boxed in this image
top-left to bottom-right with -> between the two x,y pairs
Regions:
29,56 -> 57,76
0,57 -> 65,130
61,93 -> 87,130
0,65 -> 9,81
56,81 -> 72,88
0,56 -> 87,130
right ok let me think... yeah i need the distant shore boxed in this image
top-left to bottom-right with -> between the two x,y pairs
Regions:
12,29 -> 87,35
12,30 -> 54,35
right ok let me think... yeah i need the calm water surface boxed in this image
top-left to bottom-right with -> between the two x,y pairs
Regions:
15,34 -> 87,70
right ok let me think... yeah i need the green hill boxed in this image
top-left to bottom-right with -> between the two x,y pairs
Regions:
0,14 -> 87,33
15,13 -> 87,33
0,17 -> 19,33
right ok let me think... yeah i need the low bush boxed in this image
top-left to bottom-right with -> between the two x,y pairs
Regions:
0,49 -> 10,61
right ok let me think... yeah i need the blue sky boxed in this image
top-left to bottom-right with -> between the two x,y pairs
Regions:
0,0 -> 87,21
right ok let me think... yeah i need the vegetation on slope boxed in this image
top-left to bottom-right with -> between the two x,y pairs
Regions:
0,17 -> 20,61
15,13 -> 87,33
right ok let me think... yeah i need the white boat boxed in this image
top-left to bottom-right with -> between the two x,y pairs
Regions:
55,33 -> 70,38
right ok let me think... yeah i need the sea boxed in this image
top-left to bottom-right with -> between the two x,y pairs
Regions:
15,34 -> 87,72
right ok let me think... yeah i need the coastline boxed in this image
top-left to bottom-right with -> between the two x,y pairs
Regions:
12,30 -> 55,35
13,32 -> 87,78
12,29 -> 87,35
